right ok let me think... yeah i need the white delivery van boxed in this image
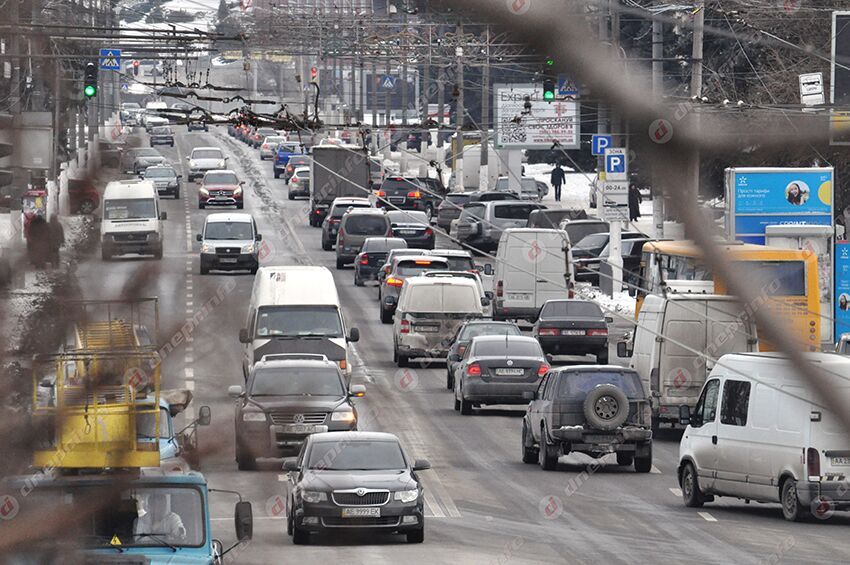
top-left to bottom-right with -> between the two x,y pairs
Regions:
619,294 -> 758,428
492,228 -> 574,322
239,266 -> 359,379
100,179 -> 166,260
678,352 -> 850,522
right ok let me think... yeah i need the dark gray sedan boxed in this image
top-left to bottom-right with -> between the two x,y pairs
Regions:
354,237 -> 407,286
453,335 -> 549,415
387,210 -> 434,250
445,320 -> 522,390
533,299 -> 612,363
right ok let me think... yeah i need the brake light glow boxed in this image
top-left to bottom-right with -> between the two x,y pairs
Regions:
537,364 -> 550,377
291,177 -> 299,183
424,228 -> 433,237
359,254 -> 369,265
807,447 -> 821,480
407,191 -> 422,199
538,328 -> 558,336
262,144 -> 268,150
386,277 -> 404,287
287,165 -> 294,172
466,362 -> 481,377
587,329 -> 608,336
414,260 -> 432,265
339,360 -> 347,370
400,319 -> 410,334
376,190 -> 386,198
496,280 -> 503,298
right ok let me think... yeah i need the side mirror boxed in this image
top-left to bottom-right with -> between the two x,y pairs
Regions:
349,384 -> 366,398
212,539 -> 223,559
616,341 -> 633,358
412,459 -> 431,471
522,391 -> 536,401
238,328 -> 250,343
234,501 -> 253,542
480,296 -> 491,307
483,264 -> 493,276
228,385 -> 243,397
545,354 -> 554,365
198,405 -> 211,426
240,180 -> 245,185
484,291 -> 494,301
383,296 -> 396,307
185,155 -> 191,160
605,316 -> 614,324
256,233 -> 263,241
283,459 -> 300,472
196,234 -> 202,242
679,405 -> 691,426
159,212 -> 167,221
348,327 -> 360,342
177,174 -> 183,179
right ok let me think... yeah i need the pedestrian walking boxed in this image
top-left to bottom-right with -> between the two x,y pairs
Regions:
48,215 -> 65,267
628,184 -> 643,222
550,165 -> 565,202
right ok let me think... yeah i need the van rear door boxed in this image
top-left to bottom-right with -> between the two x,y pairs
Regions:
500,232 -> 537,311
532,232 -> 569,309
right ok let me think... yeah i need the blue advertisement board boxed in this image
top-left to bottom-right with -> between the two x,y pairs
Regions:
729,168 -> 834,244
836,242 -> 850,342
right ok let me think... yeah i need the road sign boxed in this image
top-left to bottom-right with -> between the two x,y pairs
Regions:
601,180 -> 629,221
380,75 -> 396,90
120,83 -> 129,92
591,134 -> 612,156
604,148 -> 628,181
493,83 -> 580,149
557,76 -> 579,96
99,49 -> 121,71
799,72 -> 824,106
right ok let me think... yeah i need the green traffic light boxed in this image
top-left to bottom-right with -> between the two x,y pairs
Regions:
84,85 -> 96,97
543,90 -> 555,101
545,57 -> 554,66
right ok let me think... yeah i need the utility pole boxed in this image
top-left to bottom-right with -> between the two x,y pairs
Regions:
454,21 -> 464,191
436,63 -> 444,147
401,12 -> 408,127
690,2 -> 705,207
421,25 -> 430,126
479,26 -> 490,184
651,13 -> 664,239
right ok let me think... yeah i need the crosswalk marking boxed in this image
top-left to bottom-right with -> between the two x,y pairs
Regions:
698,511 -> 718,522
669,488 -> 682,497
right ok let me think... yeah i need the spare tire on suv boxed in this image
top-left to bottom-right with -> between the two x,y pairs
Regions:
583,384 -> 629,431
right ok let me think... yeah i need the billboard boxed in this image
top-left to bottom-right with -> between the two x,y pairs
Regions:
725,167 -> 834,244
493,84 -> 579,149
831,11 -> 850,145
836,241 -> 850,342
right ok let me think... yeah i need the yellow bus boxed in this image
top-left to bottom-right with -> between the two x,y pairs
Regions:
636,240 -> 820,352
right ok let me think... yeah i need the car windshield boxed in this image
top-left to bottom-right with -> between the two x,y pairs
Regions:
204,221 -> 253,240
104,199 -> 157,220
473,339 -> 542,358
136,407 -> 171,440
204,172 -> 238,185
541,301 -> 602,318
250,367 -> 344,397
388,211 -> 428,225
278,143 -> 299,153
144,168 -> 175,178
460,205 -> 485,220
460,323 -> 521,340
307,440 -> 406,470
255,305 -> 343,338
557,371 -> 645,400
382,178 -> 419,191
331,203 -> 370,218
566,223 -> 609,245
192,149 -> 222,159
264,136 -> 286,145
494,204 -> 535,219
445,194 -> 470,205
257,129 -> 277,137
123,103 -> 140,109
443,256 -> 475,271
364,238 -> 405,252
18,485 -> 205,548
397,260 -> 448,277
574,233 -> 609,255
345,215 -> 389,235
290,156 -> 311,166
136,149 -> 161,157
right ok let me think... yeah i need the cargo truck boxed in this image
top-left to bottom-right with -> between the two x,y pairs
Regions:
308,144 -> 371,227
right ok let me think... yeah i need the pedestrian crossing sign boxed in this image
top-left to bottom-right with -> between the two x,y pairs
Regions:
99,49 -> 121,71
380,75 -> 396,90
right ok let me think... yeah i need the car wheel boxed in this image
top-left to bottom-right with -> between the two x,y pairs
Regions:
321,239 -> 332,251
406,526 -> 424,544
446,369 -> 453,390
292,521 -> 310,545
781,478 -> 811,522
634,444 -> 652,473
380,307 -> 392,324
424,203 -> 434,222
199,201 -> 205,209
616,452 -> 634,466
582,384 -> 629,431
101,248 -> 112,261
153,246 -> 163,260
538,426 -> 558,471
287,506 -> 294,536
681,462 -> 705,508
174,188 -> 180,199
336,257 -> 345,269
459,394 -> 472,416
288,191 -> 295,200
396,352 -> 409,368
200,264 -> 209,275
236,450 -> 257,471
597,347 -> 609,364
236,202 -> 244,210
453,395 -> 460,411
354,273 -> 364,287
78,199 -> 96,215
250,264 -> 258,275
521,421 -> 538,464
274,170 -> 280,179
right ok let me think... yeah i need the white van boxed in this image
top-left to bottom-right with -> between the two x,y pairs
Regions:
100,179 -> 166,260
492,228 -> 574,322
239,266 -> 359,379
393,276 -> 486,367
678,353 -> 850,522
619,294 -> 759,428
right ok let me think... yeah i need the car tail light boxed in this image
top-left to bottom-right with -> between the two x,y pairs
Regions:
376,190 -> 386,198
537,364 -> 550,377
359,254 -> 369,265
587,329 -> 608,336
496,280 -> 503,298
457,344 -> 467,356
407,191 -> 421,199
400,319 -> 410,334
338,230 -> 345,246
466,362 -> 481,377
330,218 -> 340,225
643,403 -> 652,425
291,177 -> 299,183
386,277 -> 404,287
262,144 -> 268,150
424,228 -> 433,237
414,260 -> 432,266
807,447 -> 821,480
339,360 -> 347,370
538,328 -> 558,336
315,209 -> 322,214
287,165 -> 294,172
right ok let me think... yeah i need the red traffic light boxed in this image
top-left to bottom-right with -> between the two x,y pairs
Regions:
132,60 -> 140,67
310,67 -> 318,80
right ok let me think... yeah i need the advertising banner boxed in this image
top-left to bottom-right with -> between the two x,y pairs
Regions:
836,241 -> 850,343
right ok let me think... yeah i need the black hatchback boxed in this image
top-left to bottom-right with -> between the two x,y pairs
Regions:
354,237 -> 408,286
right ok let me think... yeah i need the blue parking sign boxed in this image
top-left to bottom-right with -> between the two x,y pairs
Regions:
606,153 -> 625,174
591,134 -> 612,156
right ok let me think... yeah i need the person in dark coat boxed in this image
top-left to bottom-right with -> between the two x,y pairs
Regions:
26,215 -> 50,268
550,165 -> 566,202
48,215 -> 64,266
628,184 -> 643,222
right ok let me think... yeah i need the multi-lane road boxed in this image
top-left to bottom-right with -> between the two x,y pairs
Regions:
74,125 -> 850,564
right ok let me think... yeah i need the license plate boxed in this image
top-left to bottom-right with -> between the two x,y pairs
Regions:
398,230 -> 417,235
415,325 -> 440,333
832,457 -> 850,466
341,507 -> 380,518
220,258 -> 238,264
562,329 -> 585,336
281,424 -> 327,434
495,368 -> 525,376
507,293 -> 530,301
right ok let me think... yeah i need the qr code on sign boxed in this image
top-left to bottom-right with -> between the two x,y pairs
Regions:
501,122 -> 527,143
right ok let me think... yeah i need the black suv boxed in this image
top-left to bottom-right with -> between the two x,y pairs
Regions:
375,176 -> 443,219
522,366 -> 652,472
228,355 -> 365,470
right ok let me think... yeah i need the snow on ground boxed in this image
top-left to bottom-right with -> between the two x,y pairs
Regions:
577,284 -> 637,320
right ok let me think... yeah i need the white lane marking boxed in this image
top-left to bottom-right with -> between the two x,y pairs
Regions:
278,474 -> 288,482
669,488 -> 682,497
651,465 -> 662,474
186,345 -> 194,353
185,368 -> 194,379
185,356 -> 194,364
186,300 -> 194,308
698,512 -> 718,522
186,292 -> 193,299
423,491 -> 446,518
185,380 -> 195,391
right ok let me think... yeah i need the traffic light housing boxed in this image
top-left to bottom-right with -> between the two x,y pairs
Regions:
84,63 -> 98,98
543,78 -> 556,102
310,66 -> 318,83
133,60 -> 140,76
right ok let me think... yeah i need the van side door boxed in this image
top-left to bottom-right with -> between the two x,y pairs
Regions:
714,379 -> 753,498
684,378 -> 721,493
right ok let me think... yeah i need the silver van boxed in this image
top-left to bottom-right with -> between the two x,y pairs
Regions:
335,208 -> 392,269
455,201 -> 545,253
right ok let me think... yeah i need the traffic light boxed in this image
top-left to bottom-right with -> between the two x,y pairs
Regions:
84,63 -> 98,98
545,56 -> 555,68
133,60 -> 140,76
310,66 -> 318,83
543,78 -> 556,102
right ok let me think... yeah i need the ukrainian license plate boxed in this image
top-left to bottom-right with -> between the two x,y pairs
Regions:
220,258 -> 238,264
399,230 -> 417,235
831,457 -> 850,466
507,293 -> 530,301
341,507 -> 381,518
495,368 -> 525,376
415,325 -> 440,333
562,329 -> 585,336
281,424 -> 327,434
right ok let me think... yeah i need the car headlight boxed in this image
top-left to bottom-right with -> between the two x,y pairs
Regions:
331,409 -> 356,423
242,412 -> 267,422
218,160 -> 226,168
240,243 -> 255,253
393,489 -> 419,503
199,187 -> 209,195
234,186 -> 243,196
189,161 -> 197,169
201,242 -> 216,253
301,491 -> 327,503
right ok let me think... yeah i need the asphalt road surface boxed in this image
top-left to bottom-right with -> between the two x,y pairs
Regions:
73,126 -> 850,564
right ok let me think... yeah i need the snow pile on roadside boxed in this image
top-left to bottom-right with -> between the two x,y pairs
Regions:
525,163 -> 594,210
576,284 -> 636,320
2,272 -> 56,353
